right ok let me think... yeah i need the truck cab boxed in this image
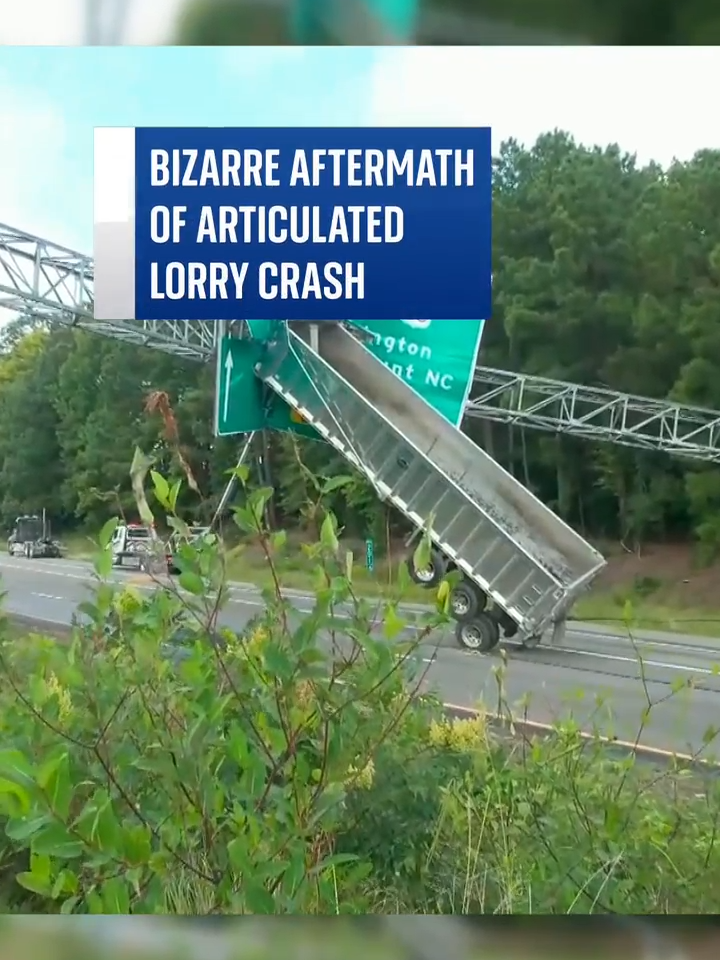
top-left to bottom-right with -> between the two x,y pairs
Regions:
7,514 -> 61,559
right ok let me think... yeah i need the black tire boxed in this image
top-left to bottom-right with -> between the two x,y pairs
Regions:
406,545 -> 446,588
455,613 -> 501,653
448,580 -> 487,622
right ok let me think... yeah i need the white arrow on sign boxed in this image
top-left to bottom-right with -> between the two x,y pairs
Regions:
222,347 -> 234,425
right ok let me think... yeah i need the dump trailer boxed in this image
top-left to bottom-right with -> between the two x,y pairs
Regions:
253,321 -> 606,652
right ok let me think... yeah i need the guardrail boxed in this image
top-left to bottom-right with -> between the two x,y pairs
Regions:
446,702 -> 720,776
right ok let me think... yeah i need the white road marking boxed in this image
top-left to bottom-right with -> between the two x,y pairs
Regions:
546,646 -> 716,675
0,561 -> 88,580
2,557 -> 718,673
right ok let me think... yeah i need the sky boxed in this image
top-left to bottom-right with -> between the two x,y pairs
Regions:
0,42 -> 719,255
1,0 -> 185,44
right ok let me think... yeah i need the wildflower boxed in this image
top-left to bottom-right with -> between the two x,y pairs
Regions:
225,624 -> 268,659
44,672 -> 73,721
345,758 -> 375,790
113,586 -> 143,618
428,715 -> 486,752
295,680 -> 314,708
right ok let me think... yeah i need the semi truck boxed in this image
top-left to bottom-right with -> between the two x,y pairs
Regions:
252,320 -> 606,652
7,512 -> 62,559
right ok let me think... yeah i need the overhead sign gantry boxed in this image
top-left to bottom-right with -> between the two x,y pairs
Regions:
3,221 -> 720,464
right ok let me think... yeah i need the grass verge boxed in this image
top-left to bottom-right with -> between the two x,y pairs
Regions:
2,615 -> 70,643
574,594 -> 720,639
60,531 -> 96,561
225,547 -> 720,639
224,543 -> 431,601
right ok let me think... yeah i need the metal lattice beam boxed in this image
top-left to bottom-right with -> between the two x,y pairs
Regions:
468,367 -> 720,464
3,221 -> 720,463
0,223 -> 216,361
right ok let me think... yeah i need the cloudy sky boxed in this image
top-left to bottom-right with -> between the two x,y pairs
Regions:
0,42 -> 718,255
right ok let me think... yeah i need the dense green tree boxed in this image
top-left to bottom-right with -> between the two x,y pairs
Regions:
0,331 -> 66,521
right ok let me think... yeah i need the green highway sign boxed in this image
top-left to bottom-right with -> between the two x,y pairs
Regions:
214,336 -> 316,439
215,337 -> 261,437
215,319 -> 488,437
355,319 -> 486,427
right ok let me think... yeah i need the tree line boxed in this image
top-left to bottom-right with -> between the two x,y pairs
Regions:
2,130 -> 720,554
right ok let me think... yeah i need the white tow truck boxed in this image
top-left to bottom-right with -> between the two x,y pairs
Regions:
110,522 -> 160,570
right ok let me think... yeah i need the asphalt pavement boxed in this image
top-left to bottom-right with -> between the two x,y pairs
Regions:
1,554 -> 720,755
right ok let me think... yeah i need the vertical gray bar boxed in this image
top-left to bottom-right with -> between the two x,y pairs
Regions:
94,127 -> 135,320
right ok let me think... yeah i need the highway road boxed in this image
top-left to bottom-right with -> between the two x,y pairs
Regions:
1,554 -> 720,755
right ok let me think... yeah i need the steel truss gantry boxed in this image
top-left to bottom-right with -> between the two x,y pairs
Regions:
0,224 -> 216,361
2,221 -> 720,464
467,368 -> 720,464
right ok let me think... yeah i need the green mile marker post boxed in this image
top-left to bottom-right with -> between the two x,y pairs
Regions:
365,538 -> 374,573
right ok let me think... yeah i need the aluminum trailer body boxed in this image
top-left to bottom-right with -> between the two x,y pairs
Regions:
254,321 -> 605,647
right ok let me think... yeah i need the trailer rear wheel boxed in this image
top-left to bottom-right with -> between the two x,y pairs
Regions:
449,580 -> 487,622
456,613 -> 500,653
406,546 -> 446,588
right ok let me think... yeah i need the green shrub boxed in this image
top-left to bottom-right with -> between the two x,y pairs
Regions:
337,714 -> 481,906
0,463 -> 719,917
419,725 -> 720,915
0,471 -> 448,914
